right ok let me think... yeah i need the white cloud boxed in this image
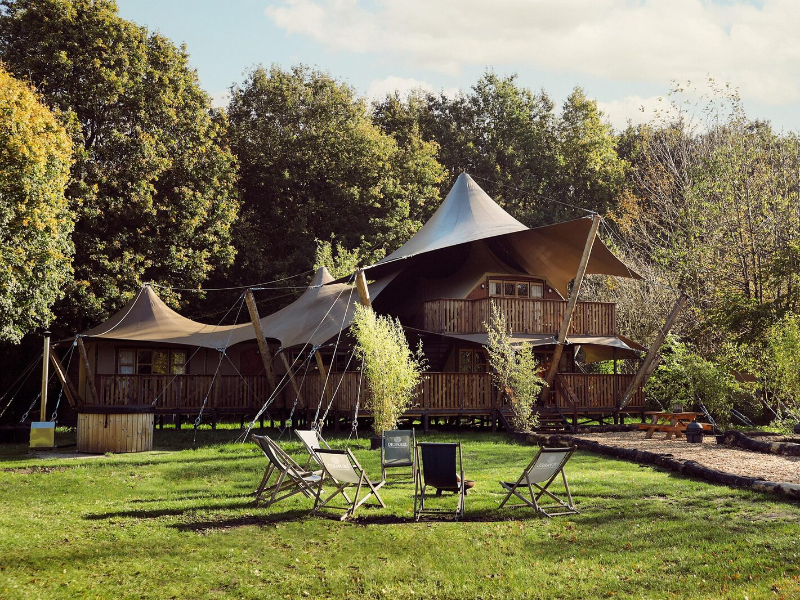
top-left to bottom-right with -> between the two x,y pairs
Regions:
265,0 -> 800,106
364,76 -> 459,101
209,90 -> 230,109
596,95 -> 670,131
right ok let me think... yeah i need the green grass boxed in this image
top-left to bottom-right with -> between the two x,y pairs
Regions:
1,428 -> 799,599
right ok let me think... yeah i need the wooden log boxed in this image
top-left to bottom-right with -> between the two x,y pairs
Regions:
315,351 -> 333,419
49,350 -> 81,408
355,269 -> 372,308
722,430 -> 800,457
279,353 -> 304,407
76,337 -> 100,405
541,214 -> 602,402
619,292 -> 689,409
244,290 -> 278,389
40,332 -> 50,420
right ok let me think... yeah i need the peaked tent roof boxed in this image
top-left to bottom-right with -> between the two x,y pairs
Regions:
362,173 -> 640,297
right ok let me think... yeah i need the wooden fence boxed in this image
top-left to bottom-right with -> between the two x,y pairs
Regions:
422,298 -> 616,336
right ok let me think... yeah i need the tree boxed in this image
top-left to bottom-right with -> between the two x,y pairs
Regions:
484,303 -> 544,432
227,65 -> 444,295
0,0 -> 239,330
350,305 -> 426,435
0,65 -> 73,342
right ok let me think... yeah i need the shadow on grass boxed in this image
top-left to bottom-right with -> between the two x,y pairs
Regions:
172,509 -> 310,532
83,498 -> 256,520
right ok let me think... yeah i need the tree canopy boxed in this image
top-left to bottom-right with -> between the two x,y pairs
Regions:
0,65 -> 73,343
0,0 -> 239,330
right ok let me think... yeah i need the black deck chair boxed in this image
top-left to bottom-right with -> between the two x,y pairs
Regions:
251,434 -> 322,507
311,448 -> 386,521
381,429 -> 416,481
499,446 -> 579,517
414,442 -> 465,521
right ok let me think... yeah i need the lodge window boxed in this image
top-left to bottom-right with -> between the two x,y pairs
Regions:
458,349 -> 488,373
488,279 -> 544,298
117,348 -> 188,375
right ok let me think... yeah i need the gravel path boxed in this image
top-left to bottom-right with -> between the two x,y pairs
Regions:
574,431 -> 800,484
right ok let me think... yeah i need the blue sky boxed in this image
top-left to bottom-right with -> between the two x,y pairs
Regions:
117,0 -> 800,132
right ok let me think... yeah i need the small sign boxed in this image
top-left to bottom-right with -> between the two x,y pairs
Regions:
30,422 -> 55,449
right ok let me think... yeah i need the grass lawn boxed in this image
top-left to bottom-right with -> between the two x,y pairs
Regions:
1,428 -> 799,599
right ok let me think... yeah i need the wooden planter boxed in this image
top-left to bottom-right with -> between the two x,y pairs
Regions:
77,406 -> 154,453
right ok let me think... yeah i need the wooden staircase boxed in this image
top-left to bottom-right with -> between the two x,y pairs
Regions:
496,406 -> 573,434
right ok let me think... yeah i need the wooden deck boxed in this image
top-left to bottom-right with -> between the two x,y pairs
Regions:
422,298 -> 616,335
95,371 -> 643,419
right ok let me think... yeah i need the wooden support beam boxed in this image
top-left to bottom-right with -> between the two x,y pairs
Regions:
40,332 -> 50,420
244,290 -> 278,389
541,214 -> 601,402
619,292 -> 689,409
49,351 -> 81,409
279,353 -> 304,407
355,269 -> 372,308
315,351 -> 333,415
76,337 -> 100,405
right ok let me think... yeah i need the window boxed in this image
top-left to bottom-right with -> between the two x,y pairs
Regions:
489,280 -> 503,296
530,283 -> 543,298
458,349 -> 489,373
488,279 -> 545,298
117,348 -> 189,375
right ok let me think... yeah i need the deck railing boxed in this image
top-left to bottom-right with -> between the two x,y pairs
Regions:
96,371 -> 642,413
421,298 -> 616,336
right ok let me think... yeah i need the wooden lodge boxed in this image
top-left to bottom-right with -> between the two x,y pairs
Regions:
54,174 -> 650,432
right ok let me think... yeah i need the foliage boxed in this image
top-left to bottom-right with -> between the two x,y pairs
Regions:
227,64 -> 444,296
646,335 -> 745,426
0,65 -> 73,342
484,302 -> 544,432
313,239 -> 364,280
0,0 -> 239,330
760,313 -> 800,423
2,430 -> 800,599
350,305 -> 425,434
373,73 -> 627,226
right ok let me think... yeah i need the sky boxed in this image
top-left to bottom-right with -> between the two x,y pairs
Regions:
117,0 -> 800,132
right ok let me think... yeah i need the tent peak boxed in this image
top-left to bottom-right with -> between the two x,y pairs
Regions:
310,266 -> 335,288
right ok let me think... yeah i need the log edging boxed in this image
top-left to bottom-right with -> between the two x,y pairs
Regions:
525,433 -> 800,502
722,430 -> 800,457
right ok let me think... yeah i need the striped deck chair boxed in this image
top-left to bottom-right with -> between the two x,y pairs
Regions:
252,434 -> 321,508
499,446 -> 579,517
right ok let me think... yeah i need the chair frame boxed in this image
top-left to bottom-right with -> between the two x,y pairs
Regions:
252,434 -> 322,507
413,442 -> 465,521
499,446 -> 579,517
294,428 -> 332,470
311,448 -> 386,521
380,428 -> 416,481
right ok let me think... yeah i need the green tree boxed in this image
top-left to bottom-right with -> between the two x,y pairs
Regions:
227,65 -> 444,292
0,65 -> 73,342
0,0 -> 239,329
351,305 -> 426,435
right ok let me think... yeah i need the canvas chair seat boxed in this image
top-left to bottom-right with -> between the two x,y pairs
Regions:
499,446 -> 579,517
252,434 -> 322,508
311,448 -> 386,521
414,442 -> 465,521
381,429 -> 416,481
294,429 -> 331,470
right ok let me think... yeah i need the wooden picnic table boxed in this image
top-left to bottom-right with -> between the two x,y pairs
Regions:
638,411 -> 710,440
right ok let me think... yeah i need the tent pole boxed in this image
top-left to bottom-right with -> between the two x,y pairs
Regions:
540,214 -> 601,403
244,290 -> 278,391
315,351 -> 333,423
40,331 -> 50,421
279,353 -> 304,407
619,292 -> 689,410
355,270 -> 372,308
77,337 -> 100,405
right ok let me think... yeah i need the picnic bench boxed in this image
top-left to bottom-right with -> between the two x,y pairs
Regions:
639,412 -> 712,440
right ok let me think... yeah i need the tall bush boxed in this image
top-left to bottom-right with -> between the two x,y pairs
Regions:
350,305 -> 425,435
484,303 -> 544,432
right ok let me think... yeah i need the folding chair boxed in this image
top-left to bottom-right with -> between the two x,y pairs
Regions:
294,429 -> 331,470
381,429 -> 416,481
414,442 -> 465,521
311,448 -> 386,521
499,446 -> 579,517
252,434 -> 322,507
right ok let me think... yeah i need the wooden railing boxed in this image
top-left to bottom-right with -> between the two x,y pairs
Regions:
96,371 -> 642,413
422,298 -> 616,336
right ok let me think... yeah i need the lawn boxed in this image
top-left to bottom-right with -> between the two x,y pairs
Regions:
1,428 -> 798,599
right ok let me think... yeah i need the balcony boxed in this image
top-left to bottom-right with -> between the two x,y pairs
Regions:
421,298 -> 616,336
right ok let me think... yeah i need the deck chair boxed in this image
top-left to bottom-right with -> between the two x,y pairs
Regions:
499,446 -> 579,517
252,434 -> 322,507
414,442 -> 465,521
294,429 -> 331,470
311,448 -> 386,521
381,429 -> 416,481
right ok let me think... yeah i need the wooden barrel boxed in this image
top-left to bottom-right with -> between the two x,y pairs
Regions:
77,406 -> 154,453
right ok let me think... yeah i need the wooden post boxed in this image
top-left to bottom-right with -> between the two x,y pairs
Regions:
619,292 -> 689,409
541,214 -> 601,402
76,337 -> 100,405
279,353 -> 303,407
315,351 -> 333,416
40,331 -> 50,421
355,269 -> 372,308
49,351 -> 80,408
244,289 -> 278,390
